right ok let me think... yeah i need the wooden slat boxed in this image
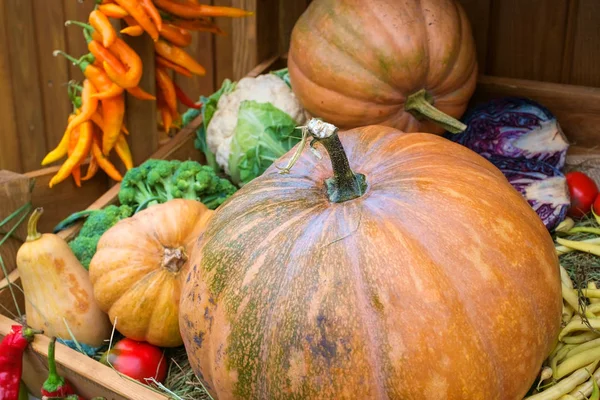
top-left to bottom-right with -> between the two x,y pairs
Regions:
122,34 -> 158,166
33,0 -> 73,158
457,0 -> 492,73
5,0 -> 48,171
568,0 -> 600,87
0,3 -> 20,172
214,0 -> 235,85
174,0 -> 215,112
473,75 -> 600,149
26,164 -> 110,235
486,0 -> 570,82
278,0 -> 308,55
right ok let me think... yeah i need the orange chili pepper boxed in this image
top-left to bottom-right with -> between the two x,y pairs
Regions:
121,25 -> 144,36
154,40 -> 205,75
141,0 -> 162,32
82,149 -> 99,181
101,93 -> 126,155
157,88 -> 173,133
42,79 -> 98,166
127,86 -> 156,100
49,121 -> 93,188
115,134 -> 134,170
155,67 -> 177,116
159,24 -> 192,48
42,111 -> 76,166
68,123 -> 82,187
113,0 -> 159,41
54,51 -> 124,100
152,0 -> 253,18
87,37 -> 127,75
156,55 -> 192,77
170,18 -> 225,35
92,31 -> 143,89
89,10 -> 117,48
97,4 -> 128,19
90,110 -> 129,135
91,131 -> 123,181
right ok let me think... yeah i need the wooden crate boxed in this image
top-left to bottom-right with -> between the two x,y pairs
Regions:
1,54 -> 600,399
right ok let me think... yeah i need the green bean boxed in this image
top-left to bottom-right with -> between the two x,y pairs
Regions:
525,361 -> 599,400
560,319 -> 600,341
555,347 -> 600,380
563,332 -> 600,344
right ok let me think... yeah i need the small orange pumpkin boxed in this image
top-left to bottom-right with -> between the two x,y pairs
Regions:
89,199 -> 213,347
288,0 -> 478,134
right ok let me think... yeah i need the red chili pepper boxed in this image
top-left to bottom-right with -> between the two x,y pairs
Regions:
40,338 -> 77,398
0,325 -> 42,400
99,338 -> 167,384
173,82 -> 201,109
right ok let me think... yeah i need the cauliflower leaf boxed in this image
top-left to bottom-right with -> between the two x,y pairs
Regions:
228,100 -> 301,186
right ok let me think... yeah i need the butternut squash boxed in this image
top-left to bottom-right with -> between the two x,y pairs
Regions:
16,207 -> 111,347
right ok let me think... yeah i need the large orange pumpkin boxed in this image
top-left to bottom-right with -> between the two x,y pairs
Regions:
180,120 -> 562,399
89,199 -> 213,347
288,0 -> 478,134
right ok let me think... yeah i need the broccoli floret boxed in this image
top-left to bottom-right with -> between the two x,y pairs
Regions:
68,205 -> 133,270
117,159 -> 238,211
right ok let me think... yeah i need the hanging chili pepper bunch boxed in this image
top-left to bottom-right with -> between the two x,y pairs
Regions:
44,0 -> 252,189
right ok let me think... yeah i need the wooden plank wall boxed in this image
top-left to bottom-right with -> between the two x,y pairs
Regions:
0,0 -> 598,174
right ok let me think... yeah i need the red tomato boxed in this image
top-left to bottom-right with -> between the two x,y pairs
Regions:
594,193 -> 600,215
100,338 -> 168,384
566,171 -> 599,218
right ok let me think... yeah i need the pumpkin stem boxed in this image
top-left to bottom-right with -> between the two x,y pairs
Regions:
404,89 -> 467,134
26,207 -> 44,242
306,119 -> 367,203
162,247 -> 188,273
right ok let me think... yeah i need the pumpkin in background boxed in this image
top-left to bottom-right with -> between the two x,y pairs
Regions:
89,199 -> 213,347
288,0 -> 478,135
179,119 -> 562,400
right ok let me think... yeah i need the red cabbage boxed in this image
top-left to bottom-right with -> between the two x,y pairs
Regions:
446,97 -> 569,169
488,155 -> 570,230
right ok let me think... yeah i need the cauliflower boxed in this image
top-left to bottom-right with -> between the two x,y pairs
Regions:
206,73 -> 307,184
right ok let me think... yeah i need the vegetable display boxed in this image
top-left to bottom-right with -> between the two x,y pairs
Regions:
117,159 -> 237,211
287,0 -> 478,134
180,119 -> 562,399
89,200 -> 213,347
16,208 -> 112,348
44,0 -> 253,188
99,338 -> 167,384
0,325 -> 41,400
193,72 -> 307,186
